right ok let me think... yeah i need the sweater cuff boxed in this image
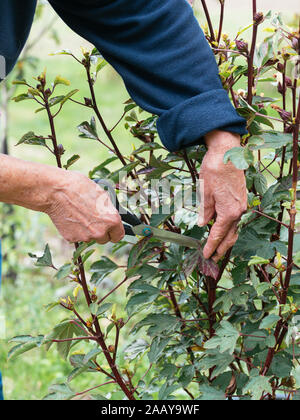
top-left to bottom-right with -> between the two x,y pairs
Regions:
156,89 -> 248,152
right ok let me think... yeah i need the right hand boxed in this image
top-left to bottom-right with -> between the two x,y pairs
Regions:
45,171 -> 125,244
198,130 -> 248,262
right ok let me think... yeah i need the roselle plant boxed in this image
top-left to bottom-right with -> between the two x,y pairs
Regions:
7,1 -> 300,400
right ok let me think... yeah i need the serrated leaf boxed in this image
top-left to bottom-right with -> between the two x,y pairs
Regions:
224,147 -> 253,170
44,320 -> 84,359
16,131 -> 46,147
90,257 -> 118,286
77,117 -> 98,140
259,314 -> 281,330
8,335 -> 44,360
198,384 -> 226,400
243,375 -> 272,400
205,320 -> 240,354
29,244 -> 53,267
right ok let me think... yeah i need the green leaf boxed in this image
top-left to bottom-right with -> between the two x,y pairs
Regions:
44,320 -> 84,359
197,350 -> 234,376
132,143 -> 162,155
126,285 -> 160,315
158,382 -> 179,400
63,154 -> 80,169
205,320 -> 240,354
55,263 -> 72,281
269,354 -> 293,378
248,255 -> 270,266
8,335 -> 44,360
224,147 -> 254,170
243,375 -> 272,400
96,59 -> 107,74
12,79 -> 27,86
109,161 -> 139,183
124,339 -> 149,360
251,131 -> 293,150
198,384 -> 226,401
90,257 -> 118,285
83,347 -> 102,365
148,336 -> 171,363
54,75 -> 71,86
60,89 -> 79,106
233,228 -> 285,260
178,365 -> 195,387
12,93 -> 32,102
72,241 -> 95,261
133,314 -> 179,337
16,131 -> 46,147
29,244 -> 53,267
44,383 -> 75,400
96,302 -> 113,317
259,314 -> 281,330
77,117 -> 98,140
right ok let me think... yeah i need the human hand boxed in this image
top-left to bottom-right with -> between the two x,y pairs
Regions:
46,171 -> 125,244
0,154 -> 124,244
198,130 -> 247,262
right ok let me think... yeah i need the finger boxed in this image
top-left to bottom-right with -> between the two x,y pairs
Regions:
108,222 -> 125,243
203,216 -> 234,260
212,222 -> 239,263
95,232 -> 110,245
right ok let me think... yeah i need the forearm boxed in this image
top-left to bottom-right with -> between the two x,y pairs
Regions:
0,154 -> 58,212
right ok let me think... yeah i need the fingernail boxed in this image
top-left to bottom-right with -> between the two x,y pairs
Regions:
198,216 -> 205,227
212,255 -> 220,263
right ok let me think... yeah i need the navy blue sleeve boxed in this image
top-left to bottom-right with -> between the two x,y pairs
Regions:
56,1 -> 248,151
0,0 -> 37,79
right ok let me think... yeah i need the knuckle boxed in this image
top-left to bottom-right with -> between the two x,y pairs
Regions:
228,209 -> 243,220
97,236 -> 109,245
108,214 -> 122,228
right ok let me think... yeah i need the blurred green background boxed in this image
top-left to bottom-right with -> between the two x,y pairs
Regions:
0,0 -> 299,400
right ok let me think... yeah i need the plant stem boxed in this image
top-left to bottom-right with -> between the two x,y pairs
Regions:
217,1 -> 225,45
247,0 -> 258,105
200,0 -> 216,43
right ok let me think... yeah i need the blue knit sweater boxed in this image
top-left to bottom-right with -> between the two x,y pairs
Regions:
0,0 -> 247,152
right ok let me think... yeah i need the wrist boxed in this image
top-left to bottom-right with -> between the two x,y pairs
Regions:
204,130 -> 241,153
0,154 -> 64,213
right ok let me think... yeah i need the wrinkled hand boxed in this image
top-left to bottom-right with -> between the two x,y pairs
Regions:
198,130 -> 247,262
46,171 -> 125,244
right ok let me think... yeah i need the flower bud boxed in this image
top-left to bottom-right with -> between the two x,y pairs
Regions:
277,63 -> 285,73
57,144 -> 65,156
84,97 -> 93,107
271,104 -> 292,122
285,76 -> 292,88
277,82 -> 286,95
235,39 -> 249,53
44,88 -> 52,98
254,12 -> 264,25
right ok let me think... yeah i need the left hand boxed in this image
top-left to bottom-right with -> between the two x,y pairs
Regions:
198,130 -> 248,262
